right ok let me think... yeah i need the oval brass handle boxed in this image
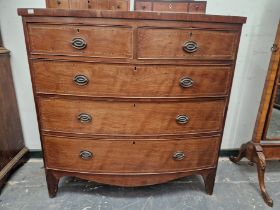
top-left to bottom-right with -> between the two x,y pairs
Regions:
180,77 -> 193,88
71,38 -> 87,50
78,113 -> 92,123
80,150 -> 93,160
73,75 -> 89,86
176,115 -> 189,124
173,151 -> 185,161
183,41 -> 198,53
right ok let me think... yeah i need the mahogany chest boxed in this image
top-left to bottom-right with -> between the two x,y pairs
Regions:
18,9 -> 246,197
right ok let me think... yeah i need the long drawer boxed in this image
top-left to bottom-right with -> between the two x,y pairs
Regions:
137,27 -> 239,60
33,60 -> 231,97
43,135 -> 220,173
38,97 -> 226,135
27,23 -> 238,61
27,24 -> 133,58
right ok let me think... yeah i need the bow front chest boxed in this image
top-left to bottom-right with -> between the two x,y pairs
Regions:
18,9 -> 246,197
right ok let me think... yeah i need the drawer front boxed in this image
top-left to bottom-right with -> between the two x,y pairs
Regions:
188,2 -> 206,13
137,27 -> 238,60
96,0 -> 110,9
28,24 -> 133,58
33,61 -> 231,97
38,98 -> 226,135
46,0 -> 70,8
43,135 -> 220,173
109,0 -> 129,11
135,1 -> 152,11
69,0 -> 89,9
153,2 -> 189,12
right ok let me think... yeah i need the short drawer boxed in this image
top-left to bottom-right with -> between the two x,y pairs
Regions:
137,27 -> 239,60
46,0 -> 70,8
27,24 -> 133,58
38,98 -> 226,135
135,1 -> 152,11
153,2 -> 189,12
188,2 -> 206,13
33,60 -> 231,97
109,0 -> 129,11
43,135 -> 220,173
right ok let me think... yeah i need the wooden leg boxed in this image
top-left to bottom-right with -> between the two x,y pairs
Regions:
202,169 -> 216,195
254,146 -> 273,207
46,169 -> 60,198
229,143 -> 248,163
231,141 -> 273,207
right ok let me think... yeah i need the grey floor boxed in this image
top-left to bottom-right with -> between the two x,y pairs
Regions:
1,159 -> 280,210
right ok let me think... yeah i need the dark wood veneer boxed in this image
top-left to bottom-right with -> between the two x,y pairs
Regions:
0,48 -> 29,192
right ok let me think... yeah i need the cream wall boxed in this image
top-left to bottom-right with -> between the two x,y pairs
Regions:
0,0 -> 279,150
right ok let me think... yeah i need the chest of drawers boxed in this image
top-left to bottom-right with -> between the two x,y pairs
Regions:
18,9 -> 246,197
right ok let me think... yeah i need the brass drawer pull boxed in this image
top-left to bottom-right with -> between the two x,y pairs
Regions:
78,113 -> 92,123
173,151 -> 185,161
180,77 -> 193,88
71,38 -> 87,50
183,41 -> 198,53
80,150 -> 93,160
73,75 -> 89,86
176,115 -> 189,124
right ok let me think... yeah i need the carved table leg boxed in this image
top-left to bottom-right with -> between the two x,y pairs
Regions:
202,169 -> 216,195
230,141 -> 273,207
46,169 -> 60,198
254,146 -> 273,207
229,142 -> 248,163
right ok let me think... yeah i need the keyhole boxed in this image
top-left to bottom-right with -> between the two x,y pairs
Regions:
132,141 -> 135,144
133,104 -> 136,107
77,28 -> 80,33
189,32 -> 192,37
134,67 -> 137,71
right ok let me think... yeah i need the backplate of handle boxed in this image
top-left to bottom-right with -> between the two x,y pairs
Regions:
176,115 -> 189,124
180,77 -> 193,88
80,150 -> 93,160
183,41 -> 198,53
73,75 -> 89,86
71,38 -> 87,50
173,151 -> 185,161
78,113 -> 92,123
